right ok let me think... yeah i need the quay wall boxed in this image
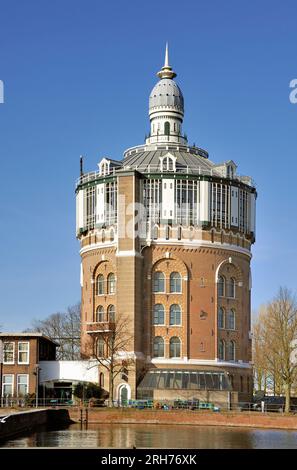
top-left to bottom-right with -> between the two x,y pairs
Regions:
0,409 -> 72,441
69,408 -> 297,431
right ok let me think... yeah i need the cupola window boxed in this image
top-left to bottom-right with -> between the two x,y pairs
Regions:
164,121 -> 170,136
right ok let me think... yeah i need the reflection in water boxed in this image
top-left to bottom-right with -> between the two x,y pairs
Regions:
1,423 -> 297,449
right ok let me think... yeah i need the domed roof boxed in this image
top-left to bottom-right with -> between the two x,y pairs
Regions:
149,79 -> 184,114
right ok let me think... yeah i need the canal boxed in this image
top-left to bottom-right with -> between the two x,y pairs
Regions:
1,423 -> 297,448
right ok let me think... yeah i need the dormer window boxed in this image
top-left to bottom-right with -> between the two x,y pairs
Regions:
98,158 -> 111,176
227,165 -> 234,179
159,153 -> 176,172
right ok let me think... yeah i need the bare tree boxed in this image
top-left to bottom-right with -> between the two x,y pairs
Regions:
88,313 -> 134,406
27,303 -> 81,360
252,306 -> 269,394
254,288 -> 297,412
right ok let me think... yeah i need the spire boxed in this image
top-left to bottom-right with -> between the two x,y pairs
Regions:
164,42 -> 169,67
157,43 -> 177,80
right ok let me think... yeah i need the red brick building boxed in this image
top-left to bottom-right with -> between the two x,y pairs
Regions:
0,333 -> 57,402
75,46 -> 257,405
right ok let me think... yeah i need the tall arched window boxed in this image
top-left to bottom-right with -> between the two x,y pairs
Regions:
227,277 -> 236,298
170,272 -> 182,293
96,274 -> 104,296
96,305 -> 104,322
229,341 -> 236,361
169,304 -> 181,325
102,230 -> 105,243
153,304 -> 165,325
107,273 -> 116,294
110,229 -> 114,242
153,225 -> 158,240
107,304 -> 115,322
99,372 -> 104,388
169,337 -> 181,358
218,275 -> 225,297
218,339 -> 225,360
227,310 -> 235,330
153,272 -> 165,293
97,337 -> 105,357
164,121 -> 170,136
165,225 -> 170,240
153,337 -> 164,358
218,307 -> 225,329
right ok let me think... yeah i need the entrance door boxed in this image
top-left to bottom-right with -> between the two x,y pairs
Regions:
120,385 -> 128,406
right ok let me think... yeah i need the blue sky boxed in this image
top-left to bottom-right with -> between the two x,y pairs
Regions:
0,0 -> 296,331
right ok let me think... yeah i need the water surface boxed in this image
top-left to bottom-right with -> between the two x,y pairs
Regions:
1,423 -> 297,448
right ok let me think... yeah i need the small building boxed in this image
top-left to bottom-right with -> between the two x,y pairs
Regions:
39,360 -> 100,402
0,333 -> 58,401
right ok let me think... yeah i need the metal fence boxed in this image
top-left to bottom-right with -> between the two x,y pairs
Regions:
1,397 -> 297,414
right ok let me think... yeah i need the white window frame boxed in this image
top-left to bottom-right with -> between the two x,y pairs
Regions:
18,341 -> 30,365
169,272 -> 182,293
17,374 -> 29,397
169,304 -> 182,326
153,337 -> 165,358
97,337 -> 105,357
227,309 -> 236,330
218,307 -> 225,329
153,304 -> 165,326
153,272 -> 165,293
169,337 -> 181,358
2,374 -> 14,397
3,341 -> 15,364
107,273 -> 116,295
96,274 -> 104,296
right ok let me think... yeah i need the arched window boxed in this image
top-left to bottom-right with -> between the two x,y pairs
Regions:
227,277 -> 236,298
218,307 -> 225,329
167,157 -> 173,171
153,225 -> 158,240
164,121 -> 170,136
161,155 -> 175,172
169,337 -> 181,358
170,272 -> 182,293
107,273 -> 116,294
227,309 -> 235,330
229,341 -> 236,361
110,229 -> 114,242
96,274 -> 104,296
99,372 -> 104,388
218,275 -> 225,297
153,337 -> 164,358
153,304 -> 165,325
96,337 -> 105,357
102,230 -> 105,243
218,339 -> 225,360
107,304 -> 115,322
169,304 -> 181,325
96,305 -> 104,323
153,272 -> 165,293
